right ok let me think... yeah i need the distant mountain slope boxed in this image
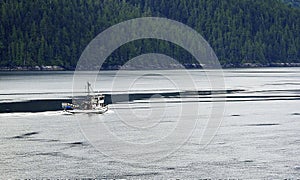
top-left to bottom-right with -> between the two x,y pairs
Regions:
0,0 -> 299,69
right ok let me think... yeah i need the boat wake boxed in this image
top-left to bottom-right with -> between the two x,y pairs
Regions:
1,88 -> 299,113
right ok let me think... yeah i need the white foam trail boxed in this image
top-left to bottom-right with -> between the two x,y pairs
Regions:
0,111 -> 63,117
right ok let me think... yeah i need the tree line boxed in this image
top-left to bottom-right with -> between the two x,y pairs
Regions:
0,0 -> 299,69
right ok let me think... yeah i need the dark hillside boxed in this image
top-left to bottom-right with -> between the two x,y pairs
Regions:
0,0 -> 299,69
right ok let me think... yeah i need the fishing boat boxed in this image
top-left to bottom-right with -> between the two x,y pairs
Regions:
62,82 -> 108,114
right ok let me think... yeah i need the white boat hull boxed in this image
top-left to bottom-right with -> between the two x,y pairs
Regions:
65,106 -> 108,114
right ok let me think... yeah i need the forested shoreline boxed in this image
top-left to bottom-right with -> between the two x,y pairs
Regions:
0,0 -> 299,70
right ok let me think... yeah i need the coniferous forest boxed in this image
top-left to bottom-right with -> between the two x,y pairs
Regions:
0,0 -> 299,69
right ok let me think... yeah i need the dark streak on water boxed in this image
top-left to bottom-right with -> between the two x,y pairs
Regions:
292,113 -> 300,116
67,141 -> 90,147
12,132 -> 39,139
294,166 -> 300,170
0,99 -> 72,113
265,83 -> 300,86
10,133 -> 61,143
245,123 -> 280,127
69,141 -> 84,145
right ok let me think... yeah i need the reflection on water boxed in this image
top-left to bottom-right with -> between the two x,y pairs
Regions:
0,68 -> 300,178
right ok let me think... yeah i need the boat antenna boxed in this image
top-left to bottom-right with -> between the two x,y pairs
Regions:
87,81 -> 91,96
86,81 -> 95,95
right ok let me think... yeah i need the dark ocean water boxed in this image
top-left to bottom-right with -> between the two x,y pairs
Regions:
0,68 -> 300,178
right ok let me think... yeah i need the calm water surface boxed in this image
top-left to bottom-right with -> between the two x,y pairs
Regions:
0,68 -> 300,178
